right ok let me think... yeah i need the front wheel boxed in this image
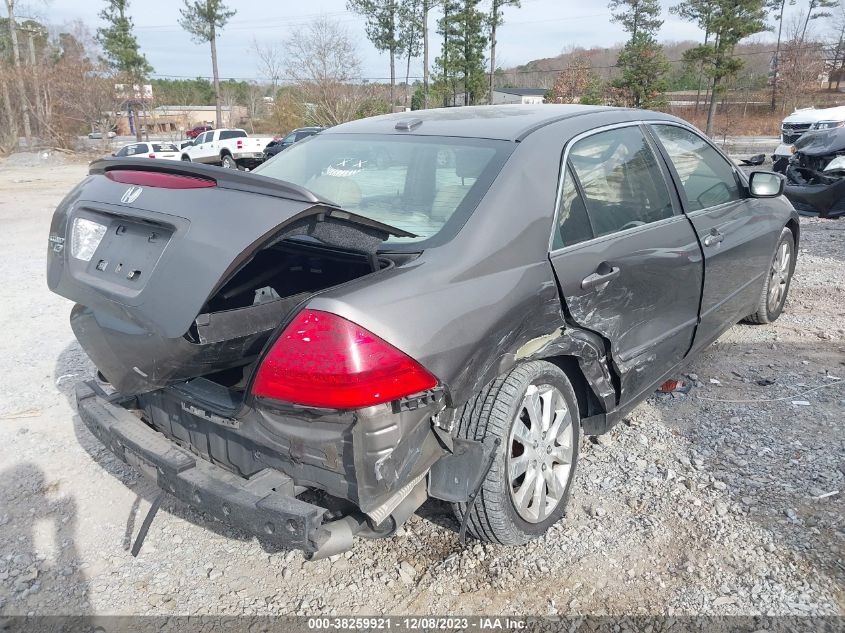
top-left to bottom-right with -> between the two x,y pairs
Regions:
452,360 -> 580,545
745,227 -> 795,324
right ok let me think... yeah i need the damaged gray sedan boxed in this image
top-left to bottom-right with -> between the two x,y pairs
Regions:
47,105 -> 799,558
776,125 -> 845,218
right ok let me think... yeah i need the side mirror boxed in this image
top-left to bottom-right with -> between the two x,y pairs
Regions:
748,171 -> 784,198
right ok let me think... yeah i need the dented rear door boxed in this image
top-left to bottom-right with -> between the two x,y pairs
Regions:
548,124 -> 703,405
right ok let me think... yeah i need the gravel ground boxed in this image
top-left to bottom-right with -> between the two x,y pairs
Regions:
0,159 -> 842,617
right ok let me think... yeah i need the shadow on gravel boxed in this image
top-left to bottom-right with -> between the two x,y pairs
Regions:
0,462 -> 89,613
52,342 -> 291,557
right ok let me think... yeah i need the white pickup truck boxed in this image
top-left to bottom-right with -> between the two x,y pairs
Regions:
180,128 -> 275,170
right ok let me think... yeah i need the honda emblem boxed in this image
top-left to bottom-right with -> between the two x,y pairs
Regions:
120,186 -> 143,204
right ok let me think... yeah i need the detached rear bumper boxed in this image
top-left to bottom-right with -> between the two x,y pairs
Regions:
75,381 -> 327,553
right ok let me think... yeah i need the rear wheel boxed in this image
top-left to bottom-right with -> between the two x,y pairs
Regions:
745,227 -> 795,324
221,154 -> 240,169
452,360 -> 580,545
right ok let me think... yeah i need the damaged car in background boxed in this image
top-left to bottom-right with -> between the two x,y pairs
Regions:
47,105 -> 799,560
774,124 -> 845,218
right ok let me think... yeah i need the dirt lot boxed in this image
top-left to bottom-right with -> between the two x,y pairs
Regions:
0,156 -> 843,617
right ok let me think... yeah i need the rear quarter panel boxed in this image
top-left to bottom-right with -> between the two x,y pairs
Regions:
306,110 -> 657,409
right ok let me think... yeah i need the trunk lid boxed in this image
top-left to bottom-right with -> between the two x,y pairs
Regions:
48,158 -> 412,394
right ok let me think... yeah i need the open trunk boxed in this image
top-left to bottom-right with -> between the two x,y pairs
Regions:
48,159 -> 411,395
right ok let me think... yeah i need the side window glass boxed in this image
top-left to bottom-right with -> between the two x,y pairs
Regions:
125,144 -> 137,156
196,132 -> 208,145
114,146 -> 129,157
651,124 -> 742,211
282,133 -> 296,144
568,126 -> 674,238
552,164 -> 593,249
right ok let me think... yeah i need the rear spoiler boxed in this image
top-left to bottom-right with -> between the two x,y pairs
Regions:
88,158 -> 416,239
90,157 -> 327,205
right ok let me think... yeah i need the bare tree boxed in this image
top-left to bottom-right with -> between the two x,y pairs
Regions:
4,0 -> 33,144
244,81 -> 265,132
777,13 -> 825,110
284,17 -> 365,127
548,55 -> 594,103
218,82 -> 238,126
251,38 -> 284,96
178,0 -> 237,128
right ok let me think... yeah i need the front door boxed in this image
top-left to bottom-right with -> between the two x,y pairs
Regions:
548,124 -> 703,405
647,123 -> 777,352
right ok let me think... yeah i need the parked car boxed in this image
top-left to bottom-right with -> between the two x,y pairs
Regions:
186,124 -> 213,139
47,105 -> 798,559
773,105 -> 845,164
775,125 -> 845,218
88,130 -> 116,140
180,128 -> 275,169
112,142 -> 181,161
264,127 -> 324,159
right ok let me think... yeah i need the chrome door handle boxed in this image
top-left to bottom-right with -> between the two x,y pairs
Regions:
581,265 -> 621,290
703,230 -> 724,247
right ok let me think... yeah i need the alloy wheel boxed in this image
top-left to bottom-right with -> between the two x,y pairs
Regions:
767,241 -> 791,313
507,384 -> 574,523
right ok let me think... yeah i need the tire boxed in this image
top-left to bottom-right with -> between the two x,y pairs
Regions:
221,154 -> 237,169
452,360 -> 580,545
745,227 -> 795,324
181,155 -> 191,162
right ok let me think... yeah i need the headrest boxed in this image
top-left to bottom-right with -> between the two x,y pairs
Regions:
454,148 -> 489,180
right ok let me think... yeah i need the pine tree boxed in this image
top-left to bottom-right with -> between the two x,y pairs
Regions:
96,0 -> 152,80
347,0 -> 401,106
397,0 -> 423,107
609,0 -> 663,39
679,0 -> 767,135
178,0 -> 236,128
609,0 -> 669,108
670,0 -> 716,111
487,0 -> 520,103
434,0 -> 487,106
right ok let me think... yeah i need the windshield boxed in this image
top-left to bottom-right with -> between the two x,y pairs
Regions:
252,133 -> 513,248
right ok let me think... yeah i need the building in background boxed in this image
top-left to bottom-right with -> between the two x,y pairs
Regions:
491,88 -> 547,105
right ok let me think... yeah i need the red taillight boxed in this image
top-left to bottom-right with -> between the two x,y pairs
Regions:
148,154 -> 156,158
252,310 -> 437,409
236,139 -> 243,149
105,170 -> 216,189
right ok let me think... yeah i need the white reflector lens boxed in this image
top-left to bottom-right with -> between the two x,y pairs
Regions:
70,218 -> 107,261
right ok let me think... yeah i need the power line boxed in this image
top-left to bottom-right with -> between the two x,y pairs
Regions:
148,45 -> 836,83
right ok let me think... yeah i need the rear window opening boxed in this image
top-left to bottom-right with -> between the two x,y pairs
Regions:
185,237 -> 392,391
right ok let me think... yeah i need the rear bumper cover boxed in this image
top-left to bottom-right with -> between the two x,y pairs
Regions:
75,381 -> 327,553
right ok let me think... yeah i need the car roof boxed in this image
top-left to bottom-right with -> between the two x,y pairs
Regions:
321,105 -> 674,141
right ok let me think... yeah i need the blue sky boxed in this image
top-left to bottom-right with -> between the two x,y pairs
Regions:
14,0 -> 833,83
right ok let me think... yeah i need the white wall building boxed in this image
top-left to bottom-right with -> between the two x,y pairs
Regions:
491,88 -> 547,105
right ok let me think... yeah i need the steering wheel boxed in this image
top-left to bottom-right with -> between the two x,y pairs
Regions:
619,220 -> 646,231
